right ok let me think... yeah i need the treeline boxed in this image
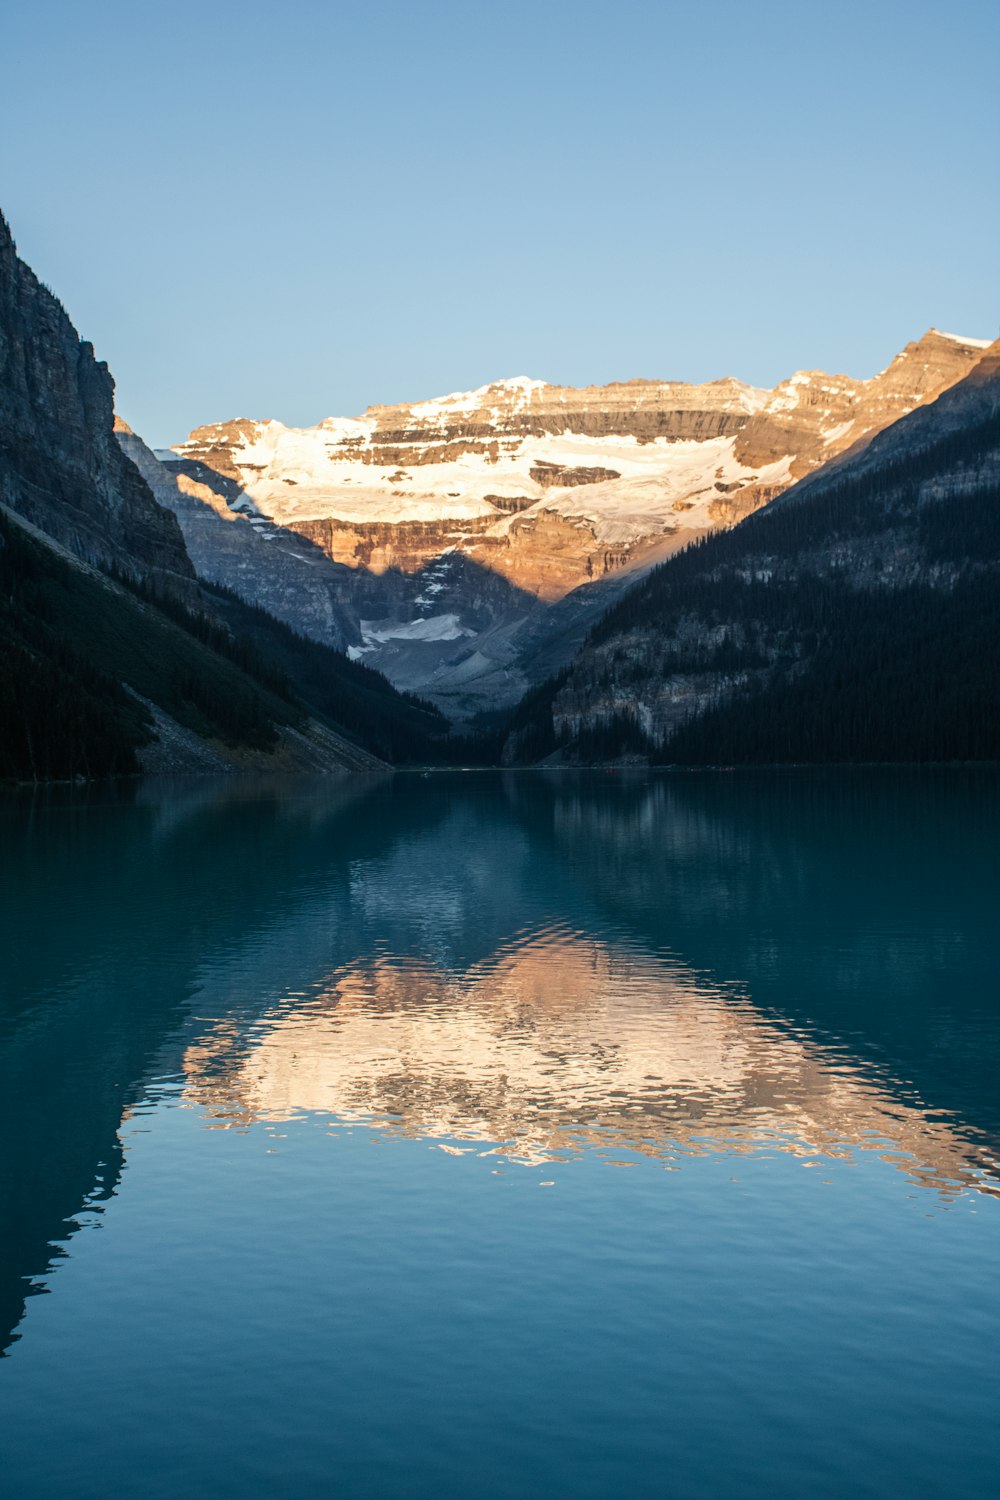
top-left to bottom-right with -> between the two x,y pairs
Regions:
530,568 -> 1000,768
110,566 -> 480,764
496,378 -> 1000,767
0,634 -> 146,781
200,583 -> 453,764
0,510 -> 298,781
588,407 -> 1000,649
663,574 -> 1000,764
497,670 -> 570,763
0,503 -> 495,780
0,512 -> 149,780
112,567 -> 296,703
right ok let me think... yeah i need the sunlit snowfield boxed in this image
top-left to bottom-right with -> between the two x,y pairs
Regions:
1,771 -> 998,1499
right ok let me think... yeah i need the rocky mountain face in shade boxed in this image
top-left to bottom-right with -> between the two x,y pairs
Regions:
0,210 -> 450,779
0,213 -> 192,589
501,339 -> 1000,766
147,331 -> 988,717
115,420 -> 361,652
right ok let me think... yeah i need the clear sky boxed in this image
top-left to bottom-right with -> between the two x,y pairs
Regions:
2,0 -> 997,446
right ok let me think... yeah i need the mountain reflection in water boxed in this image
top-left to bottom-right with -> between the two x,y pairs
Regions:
1,768 -> 999,1364
183,918 -> 998,1198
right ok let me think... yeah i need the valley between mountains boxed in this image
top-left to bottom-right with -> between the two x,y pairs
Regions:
131,330 -> 987,720
1,204 -> 998,778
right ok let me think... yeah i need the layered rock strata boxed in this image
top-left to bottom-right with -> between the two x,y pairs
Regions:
524,338 -> 1000,760
149,332 -> 988,714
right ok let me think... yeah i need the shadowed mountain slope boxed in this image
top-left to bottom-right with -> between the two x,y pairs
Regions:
500,340 -> 1000,765
0,210 -> 451,778
0,214 -> 192,589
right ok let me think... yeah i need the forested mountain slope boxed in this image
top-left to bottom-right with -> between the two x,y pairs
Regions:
0,211 -> 448,780
0,505 -> 401,779
501,341 -> 1000,765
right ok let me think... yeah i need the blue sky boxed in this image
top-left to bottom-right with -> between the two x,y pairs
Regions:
2,0 -> 997,445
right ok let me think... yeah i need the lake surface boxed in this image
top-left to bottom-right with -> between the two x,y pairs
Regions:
1,769 -> 998,1498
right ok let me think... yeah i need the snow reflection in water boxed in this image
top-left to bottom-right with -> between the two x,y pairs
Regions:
182,923 -> 998,1198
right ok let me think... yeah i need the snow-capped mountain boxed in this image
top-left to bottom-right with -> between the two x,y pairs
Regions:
142,330 -> 987,716
503,336 -> 1000,765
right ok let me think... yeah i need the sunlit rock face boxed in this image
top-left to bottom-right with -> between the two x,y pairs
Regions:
533,337 -> 1000,758
139,332 -> 986,714
171,335 -> 985,584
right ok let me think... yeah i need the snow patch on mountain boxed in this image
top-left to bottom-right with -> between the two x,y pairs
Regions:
163,331 -> 992,715
408,376 -> 547,423
934,330 -> 992,349
347,612 -> 474,659
172,423 -> 792,544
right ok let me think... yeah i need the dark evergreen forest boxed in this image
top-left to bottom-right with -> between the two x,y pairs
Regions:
0,510 -> 296,781
0,511 -> 455,781
201,582 -> 451,764
498,391 -> 1000,766
663,573 -> 1000,764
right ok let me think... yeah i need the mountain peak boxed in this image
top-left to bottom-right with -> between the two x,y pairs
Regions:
926,328 -> 993,350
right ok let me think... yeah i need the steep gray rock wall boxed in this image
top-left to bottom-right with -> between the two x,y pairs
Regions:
0,213 -> 192,587
116,423 -> 359,651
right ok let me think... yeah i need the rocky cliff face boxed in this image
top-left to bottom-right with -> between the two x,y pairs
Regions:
0,211 -> 420,778
116,422 -> 360,650
0,214 -> 192,587
170,333 -> 985,579
508,339 -> 1000,764
157,332 -> 987,715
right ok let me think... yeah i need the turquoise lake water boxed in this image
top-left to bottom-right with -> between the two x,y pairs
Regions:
0,770 -> 998,1498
